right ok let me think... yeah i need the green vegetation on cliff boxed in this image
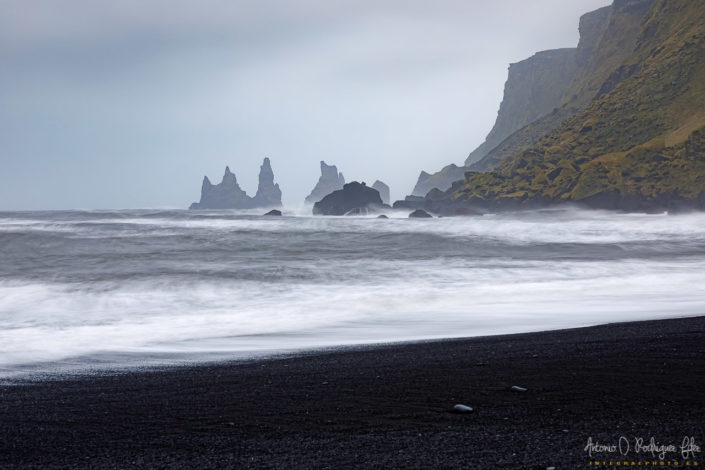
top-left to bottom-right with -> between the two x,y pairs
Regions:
443,0 -> 705,211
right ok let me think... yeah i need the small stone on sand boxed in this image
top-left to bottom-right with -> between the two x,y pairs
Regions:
452,404 -> 473,413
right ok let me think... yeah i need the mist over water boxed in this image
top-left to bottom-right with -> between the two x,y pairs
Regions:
1,209 -> 704,379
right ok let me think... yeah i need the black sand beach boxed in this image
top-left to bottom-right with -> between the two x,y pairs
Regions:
1,316 -> 704,469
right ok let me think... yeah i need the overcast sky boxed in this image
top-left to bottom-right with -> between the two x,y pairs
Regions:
0,0 -> 610,210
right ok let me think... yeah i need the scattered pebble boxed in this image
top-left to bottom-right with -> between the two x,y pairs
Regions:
452,404 -> 473,413
511,385 -> 527,392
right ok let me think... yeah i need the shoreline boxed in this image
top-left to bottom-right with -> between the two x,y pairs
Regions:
1,316 -> 704,468
2,313 -> 697,385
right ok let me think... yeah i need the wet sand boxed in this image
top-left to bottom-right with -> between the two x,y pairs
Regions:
1,316 -> 704,469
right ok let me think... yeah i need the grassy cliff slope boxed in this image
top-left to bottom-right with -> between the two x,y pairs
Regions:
443,0 -> 705,212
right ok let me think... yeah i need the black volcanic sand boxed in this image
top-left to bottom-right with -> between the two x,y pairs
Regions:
1,317 -> 704,469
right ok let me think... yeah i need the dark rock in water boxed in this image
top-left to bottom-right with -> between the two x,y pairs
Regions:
251,158 -> 282,208
409,209 -> 433,218
452,404 -> 474,414
372,180 -> 391,205
377,214 -> 389,219
189,166 -> 250,210
305,161 -> 345,204
313,182 -> 389,216
264,209 -> 282,216
190,158 -> 282,210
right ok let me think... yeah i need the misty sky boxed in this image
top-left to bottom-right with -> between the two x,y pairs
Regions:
0,0 -> 610,210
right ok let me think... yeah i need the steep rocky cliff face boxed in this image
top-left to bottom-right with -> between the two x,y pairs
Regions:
469,0 -> 654,172
189,158 -> 282,210
465,48 -> 578,166
574,6 -> 612,71
439,0 -> 705,212
305,161 -> 345,204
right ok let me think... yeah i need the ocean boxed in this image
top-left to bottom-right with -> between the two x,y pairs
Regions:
1,208 -> 704,379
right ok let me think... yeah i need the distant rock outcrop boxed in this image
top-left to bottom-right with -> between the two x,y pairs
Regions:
411,164 -> 468,197
305,161 -> 345,204
372,180 -> 390,205
393,195 -> 429,211
189,158 -> 282,210
313,182 -> 388,216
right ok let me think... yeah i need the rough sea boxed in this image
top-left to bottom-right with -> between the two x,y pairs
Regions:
1,208 -> 704,379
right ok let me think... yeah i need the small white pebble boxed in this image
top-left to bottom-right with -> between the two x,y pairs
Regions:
452,404 -> 473,413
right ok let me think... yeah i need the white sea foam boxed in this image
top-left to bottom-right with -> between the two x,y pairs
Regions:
0,209 -> 704,378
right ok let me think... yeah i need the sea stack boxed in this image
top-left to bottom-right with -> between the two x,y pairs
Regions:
372,180 -> 391,205
305,161 -> 345,204
189,158 -> 282,210
251,158 -> 282,208
189,166 -> 249,210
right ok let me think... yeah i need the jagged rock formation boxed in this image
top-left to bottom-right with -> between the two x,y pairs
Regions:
313,182 -> 388,216
305,161 -> 345,204
189,167 -> 249,210
189,158 -> 282,210
372,180 -> 390,205
251,158 -> 282,208
435,0 -> 705,213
